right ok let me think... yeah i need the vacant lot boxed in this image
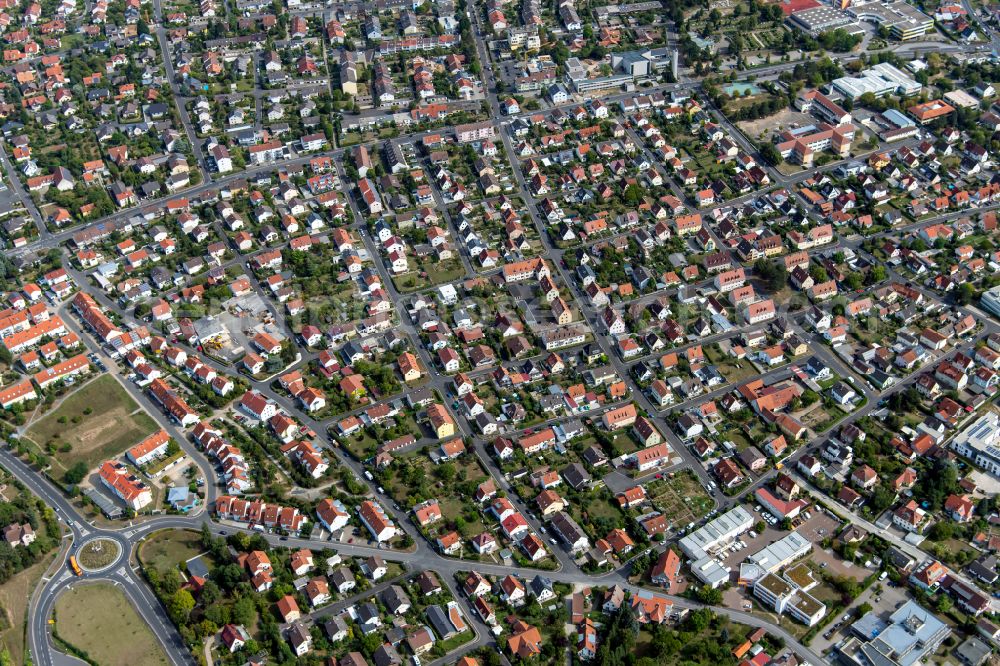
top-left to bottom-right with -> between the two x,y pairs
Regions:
27,375 -> 159,475
395,257 -> 466,293
706,345 -> 759,384
648,471 -> 714,528
55,583 -> 169,666
0,551 -> 57,665
737,108 -> 815,142
139,529 -> 207,577
797,402 -> 848,433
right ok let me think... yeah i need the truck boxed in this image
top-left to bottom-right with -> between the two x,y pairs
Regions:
69,556 -> 82,576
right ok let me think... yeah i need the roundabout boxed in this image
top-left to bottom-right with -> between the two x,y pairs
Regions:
75,538 -> 123,573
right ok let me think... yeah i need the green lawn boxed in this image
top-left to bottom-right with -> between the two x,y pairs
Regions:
706,346 -> 759,383
77,539 -> 120,570
26,375 -> 159,475
569,491 -> 627,544
394,258 -> 466,293
139,529 -> 209,577
723,429 -> 753,452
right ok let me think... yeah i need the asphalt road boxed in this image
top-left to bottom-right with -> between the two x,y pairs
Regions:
3,16 -> 997,666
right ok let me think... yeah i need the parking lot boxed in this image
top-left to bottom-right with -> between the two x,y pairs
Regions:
810,575 -> 909,654
716,504 -> 842,572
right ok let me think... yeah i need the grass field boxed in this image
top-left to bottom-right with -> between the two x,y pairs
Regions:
0,551 -> 57,665
55,583 -> 169,666
139,529 -> 207,577
26,375 -> 159,475
705,345 -> 760,384
395,258 -> 466,293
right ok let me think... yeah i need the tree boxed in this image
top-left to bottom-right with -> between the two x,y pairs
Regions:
929,521 -> 953,541
63,462 -> 88,485
232,595 -> 257,626
914,459 -> 959,511
753,258 -> 787,291
817,28 -> 863,52
168,589 -> 195,623
801,389 -> 820,406
623,183 -> 643,206
201,580 -> 222,606
867,265 -> 886,284
695,585 -> 722,605
685,607 -> 714,632
759,142 -> 781,166
956,282 -> 976,305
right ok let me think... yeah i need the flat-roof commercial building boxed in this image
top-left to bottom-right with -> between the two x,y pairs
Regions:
944,89 -> 980,109
874,108 -> 921,141
839,600 -> 950,666
831,63 -> 922,100
788,5 -> 858,34
611,48 -> 677,79
951,411 -> 1000,477
746,530 -> 812,573
679,506 -> 753,560
571,74 -> 633,93
690,555 -> 732,588
983,285 -> 1000,319
846,1 -> 934,41
753,572 -> 827,626
881,108 -> 915,129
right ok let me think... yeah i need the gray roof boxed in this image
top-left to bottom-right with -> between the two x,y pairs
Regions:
358,602 -> 380,624
372,642 -> 401,666
529,575 -> 552,597
323,615 -> 349,638
380,584 -> 410,613
955,637 -> 993,666
426,604 -> 454,639
858,600 -> 950,666
563,462 -> 591,489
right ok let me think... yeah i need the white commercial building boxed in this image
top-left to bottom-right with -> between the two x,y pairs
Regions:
950,411 -> 1000,477
982,285 -> 1000,319
690,556 -> 731,588
831,63 -> 922,100
746,530 -> 812,573
753,573 -> 827,627
679,506 -> 753,560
